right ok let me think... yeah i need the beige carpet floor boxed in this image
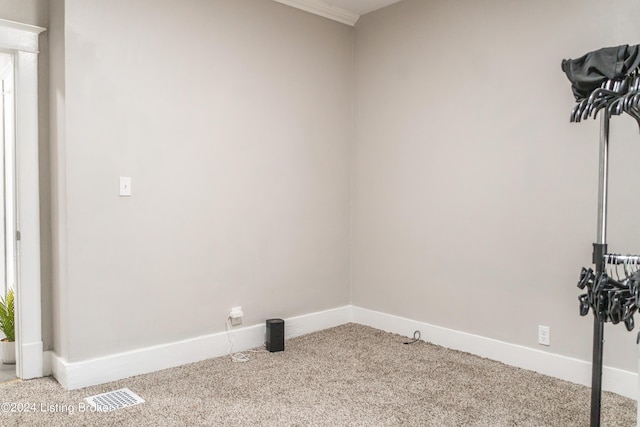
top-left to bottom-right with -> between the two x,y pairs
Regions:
0,323 -> 635,426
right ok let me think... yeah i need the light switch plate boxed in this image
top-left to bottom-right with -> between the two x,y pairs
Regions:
119,177 -> 132,197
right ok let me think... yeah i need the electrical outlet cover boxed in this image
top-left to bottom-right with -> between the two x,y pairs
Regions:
538,325 -> 550,346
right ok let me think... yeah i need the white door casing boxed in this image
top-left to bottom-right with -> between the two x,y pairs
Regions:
0,18 -> 45,380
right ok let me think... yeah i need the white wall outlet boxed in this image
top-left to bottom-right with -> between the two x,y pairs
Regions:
119,177 -> 132,197
538,325 -> 550,346
229,306 -> 243,327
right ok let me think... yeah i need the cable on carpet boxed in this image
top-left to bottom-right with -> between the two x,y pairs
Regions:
403,330 -> 421,345
225,314 -> 266,362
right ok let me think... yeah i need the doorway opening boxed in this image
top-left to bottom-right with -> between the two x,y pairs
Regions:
0,18 -> 45,381
0,50 -> 16,382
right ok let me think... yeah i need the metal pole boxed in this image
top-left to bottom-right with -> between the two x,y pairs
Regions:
596,112 -> 609,246
590,111 -> 610,427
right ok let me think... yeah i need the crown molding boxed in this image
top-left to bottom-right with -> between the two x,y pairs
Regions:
0,19 -> 45,54
273,0 -> 360,26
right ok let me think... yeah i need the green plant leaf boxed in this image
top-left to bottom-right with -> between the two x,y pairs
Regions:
0,288 -> 15,342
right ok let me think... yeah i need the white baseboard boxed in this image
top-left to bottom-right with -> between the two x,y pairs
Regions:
351,306 -> 638,400
51,305 -> 352,390
48,304 -> 637,400
283,305 -> 353,339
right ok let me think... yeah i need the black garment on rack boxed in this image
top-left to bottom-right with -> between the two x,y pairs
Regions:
561,44 -> 640,100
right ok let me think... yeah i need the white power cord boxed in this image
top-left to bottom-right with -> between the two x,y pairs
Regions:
225,314 -> 266,363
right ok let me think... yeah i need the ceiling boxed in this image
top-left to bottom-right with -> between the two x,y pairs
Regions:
273,0 -> 404,26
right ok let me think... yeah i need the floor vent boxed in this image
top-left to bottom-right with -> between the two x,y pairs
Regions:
84,388 -> 144,412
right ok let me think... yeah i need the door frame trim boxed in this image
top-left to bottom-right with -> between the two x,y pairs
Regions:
0,18 -> 45,379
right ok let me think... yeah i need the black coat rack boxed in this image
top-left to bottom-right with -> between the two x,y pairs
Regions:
563,44 -> 640,427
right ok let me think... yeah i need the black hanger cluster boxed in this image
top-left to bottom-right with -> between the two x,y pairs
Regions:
577,257 -> 640,337
562,44 -> 640,125
570,73 -> 640,124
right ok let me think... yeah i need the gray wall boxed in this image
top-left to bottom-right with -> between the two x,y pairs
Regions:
0,0 -> 47,26
6,0 -> 639,375
54,0 -> 353,362
48,0 -> 65,358
353,0 -> 640,371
